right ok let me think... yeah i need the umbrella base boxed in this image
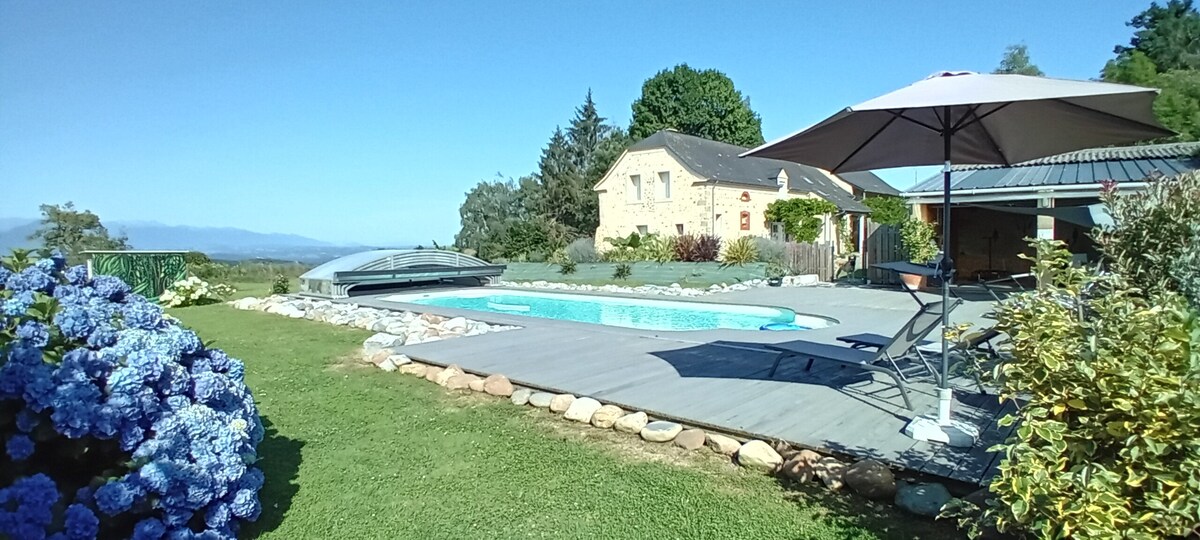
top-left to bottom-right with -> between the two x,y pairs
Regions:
903,414 -> 980,448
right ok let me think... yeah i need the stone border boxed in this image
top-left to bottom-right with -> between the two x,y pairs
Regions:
384,356 -> 963,521
496,274 -> 824,297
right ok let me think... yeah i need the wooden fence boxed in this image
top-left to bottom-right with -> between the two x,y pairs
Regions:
784,241 -> 836,282
864,219 -> 904,284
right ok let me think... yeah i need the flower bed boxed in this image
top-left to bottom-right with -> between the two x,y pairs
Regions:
0,253 -> 263,539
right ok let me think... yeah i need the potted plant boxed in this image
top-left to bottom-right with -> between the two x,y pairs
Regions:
898,218 -> 939,290
766,262 -> 786,287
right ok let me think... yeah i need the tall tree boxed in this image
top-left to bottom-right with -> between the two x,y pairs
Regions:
993,44 -> 1045,76
536,128 -> 588,234
1153,69 -> 1200,140
560,91 -> 630,236
29,202 -> 128,264
1102,50 -> 1160,85
1113,0 -> 1200,72
453,177 -> 528,259
1103,1 -> 1200,142
629,64 -> 765,147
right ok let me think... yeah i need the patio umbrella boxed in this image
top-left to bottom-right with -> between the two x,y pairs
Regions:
742,71 -> 1170,446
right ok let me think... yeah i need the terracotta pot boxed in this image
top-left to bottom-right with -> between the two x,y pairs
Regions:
899,273 -> 925,291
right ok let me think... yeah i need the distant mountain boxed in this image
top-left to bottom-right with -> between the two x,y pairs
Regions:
0,218 -> 367,264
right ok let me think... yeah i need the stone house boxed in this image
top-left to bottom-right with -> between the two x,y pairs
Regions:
592,130 -> 894,250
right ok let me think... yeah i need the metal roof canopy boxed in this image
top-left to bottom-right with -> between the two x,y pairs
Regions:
299,249 -> 504,299
905,142 -> 1200,196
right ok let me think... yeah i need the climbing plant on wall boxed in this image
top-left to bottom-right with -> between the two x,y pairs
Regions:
764,198 -> 839,243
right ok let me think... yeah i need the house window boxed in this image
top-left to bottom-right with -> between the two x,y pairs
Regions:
637,225 -> 648,235
629,175 -> 642,201
658,171 -> 671,199
676,223 -> 684,235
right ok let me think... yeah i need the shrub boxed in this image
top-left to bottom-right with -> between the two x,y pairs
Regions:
1099,173 -> 1200,309
753,237 -> 787,265
764,198 -> 839,242
862,195 -> 909,226
559,260 -> 577,275
158,276 -> 235,308
721,237 -> 758,266
961,240 -> 1200,539
640,234 -> 676,263
694,234 -> 721,262
612,263 -> 632,280
898,218 -> 938,264
674,235 -> 697,262
0,252 -> 264,538
674,234 -> 721,262
271,274 -> 290,295
565,238 -> 599,263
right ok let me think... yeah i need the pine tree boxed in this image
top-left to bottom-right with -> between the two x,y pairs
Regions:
536,128 -> 587,234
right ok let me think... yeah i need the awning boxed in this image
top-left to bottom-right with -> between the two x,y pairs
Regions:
969,203 -> 1113,228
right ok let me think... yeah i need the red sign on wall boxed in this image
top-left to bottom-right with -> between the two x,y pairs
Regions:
739,211 -> 751,231
739,191 -> 751,202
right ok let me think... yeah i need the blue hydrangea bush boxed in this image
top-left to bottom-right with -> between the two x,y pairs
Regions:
0,252 -> 264,539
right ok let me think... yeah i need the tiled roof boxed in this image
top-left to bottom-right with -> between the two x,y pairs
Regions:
906,142 -> 1200,194
627,131 -> 870,212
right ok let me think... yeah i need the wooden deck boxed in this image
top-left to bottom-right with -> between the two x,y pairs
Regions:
351,285 -> 1014,485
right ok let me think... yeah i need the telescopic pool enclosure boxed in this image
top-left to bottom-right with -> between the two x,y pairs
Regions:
299,249 -> 505,299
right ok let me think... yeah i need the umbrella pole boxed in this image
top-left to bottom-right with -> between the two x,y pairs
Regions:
938,116 -> 954,426
903,110 -> 978,448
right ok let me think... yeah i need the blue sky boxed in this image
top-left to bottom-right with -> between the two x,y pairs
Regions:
0,1 -> 1151,246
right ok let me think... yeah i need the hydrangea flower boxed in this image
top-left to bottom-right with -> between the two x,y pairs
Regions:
0,259 -> 263,539
6,434 -> 34,461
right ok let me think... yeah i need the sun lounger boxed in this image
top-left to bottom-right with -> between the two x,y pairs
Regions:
764,301 -> 953,410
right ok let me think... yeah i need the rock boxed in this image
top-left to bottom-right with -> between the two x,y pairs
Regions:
444,374 -> 475,391
440,316 -> 469,333
590,405 -> 624,428
385,322 -> 409,335
420,313 -> 447,325
736,440 -> 783,473
705,434 -> 742,456
365,350 -> 391,366
376,357 -> 399,372
895,482 -> 953,517
563,397 -> 603,422
548,394 -> 576,413
510,388 -> 533,406
674,429 -> 706,450
779,449 -> 823,482
528,392 -> 554,408
231,297 -> 260,310
482,375 -> 514,397
813,457 -> 847,491
613,411 -> 649,434
433,365 -> 465,387
387,354 -> 412,367
468,378 -> 486,392
640,421 -> 683,443
845,459 -> 897,500
363,333 -> 404,354
398,363 -> 427,377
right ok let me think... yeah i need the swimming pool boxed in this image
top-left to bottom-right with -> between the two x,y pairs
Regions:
379,289 -> 833,331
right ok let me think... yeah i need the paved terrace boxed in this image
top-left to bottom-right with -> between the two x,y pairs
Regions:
349,284 -> 1015,486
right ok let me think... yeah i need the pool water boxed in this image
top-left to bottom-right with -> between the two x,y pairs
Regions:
380,289 -> 832,331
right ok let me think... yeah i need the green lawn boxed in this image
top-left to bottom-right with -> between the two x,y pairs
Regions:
172,305 -> 963,540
